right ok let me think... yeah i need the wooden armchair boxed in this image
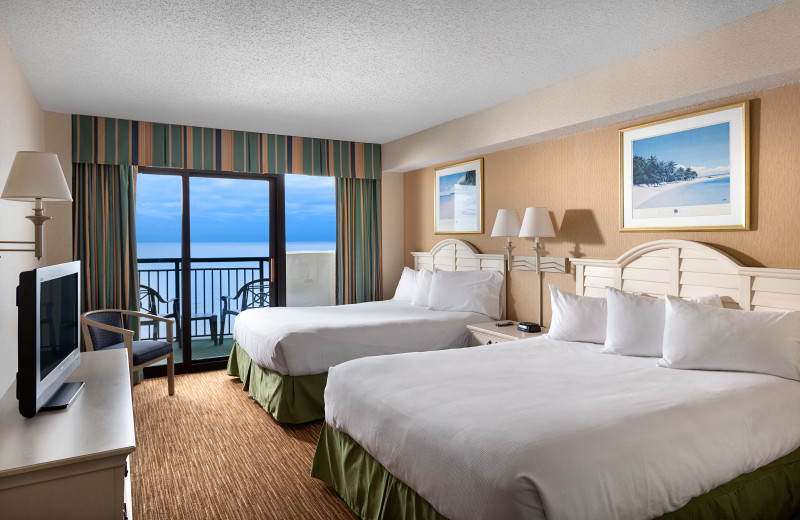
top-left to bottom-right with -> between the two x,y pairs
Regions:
81,309 -> 175,394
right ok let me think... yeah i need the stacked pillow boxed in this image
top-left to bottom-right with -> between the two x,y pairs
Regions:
392,267 -> 504,319
547,284 -> 800,381
392,267 -> 418,302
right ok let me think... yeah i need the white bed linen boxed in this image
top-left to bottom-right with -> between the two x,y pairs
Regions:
324,336 -> 800,520
233,300 -> 487,376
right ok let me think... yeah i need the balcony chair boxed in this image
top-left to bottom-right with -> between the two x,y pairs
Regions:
139,284 -> 181,343
81,310 -> 175,394
219,278 -> 271,341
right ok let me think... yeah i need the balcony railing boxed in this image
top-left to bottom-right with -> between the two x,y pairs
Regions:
137,251 -> 335,342
137,257 -> 270,341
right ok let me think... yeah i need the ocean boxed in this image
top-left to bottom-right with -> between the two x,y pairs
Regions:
137,241 -> 335,259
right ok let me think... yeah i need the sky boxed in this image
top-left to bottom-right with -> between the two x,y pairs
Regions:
632,122 -> 730,177
135,173 -> 335,243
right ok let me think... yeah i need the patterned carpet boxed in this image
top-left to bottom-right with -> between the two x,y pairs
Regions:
131,370 -> 356,519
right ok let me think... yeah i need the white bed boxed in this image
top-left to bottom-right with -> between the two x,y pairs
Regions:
314,239 -> 800,519
233,299 -> 490,376
226,239 -> 506,423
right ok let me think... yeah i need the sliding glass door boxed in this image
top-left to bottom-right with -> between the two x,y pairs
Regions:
136,169 -> 283,373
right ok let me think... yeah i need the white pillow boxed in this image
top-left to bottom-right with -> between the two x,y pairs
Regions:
603,288 -> 722,357
659,295 -> 800,381
412,269 -> 433,307
427,270 -> 503,319
392,267 -> 417,302
548,285 -> 607,344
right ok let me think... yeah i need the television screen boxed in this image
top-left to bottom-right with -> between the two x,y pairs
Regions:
39,273 -> 79,381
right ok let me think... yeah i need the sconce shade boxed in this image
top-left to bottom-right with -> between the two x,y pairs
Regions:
1,152 -> 71,202
519,207 -> 555,238
491,209 -> 521,237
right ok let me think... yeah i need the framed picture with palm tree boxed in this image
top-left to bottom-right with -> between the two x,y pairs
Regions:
619,102 -> 749,231
434,158 -> 484,234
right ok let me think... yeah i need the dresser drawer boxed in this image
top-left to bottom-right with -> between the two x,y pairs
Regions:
469,330 -> 512,346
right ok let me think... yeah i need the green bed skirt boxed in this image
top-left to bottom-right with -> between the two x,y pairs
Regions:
312,422 -> 800,520
226,342 -> 328,424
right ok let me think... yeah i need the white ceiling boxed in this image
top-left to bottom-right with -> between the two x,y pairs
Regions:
0,1 -> 788,144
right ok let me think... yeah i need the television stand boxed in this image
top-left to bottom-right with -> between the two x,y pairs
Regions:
40,380 -> 85,412
0,349 -> 135,519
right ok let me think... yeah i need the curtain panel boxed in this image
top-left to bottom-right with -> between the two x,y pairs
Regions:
72,115 -> 381,180
73,163 -> 139,315
336,178 -> 382,304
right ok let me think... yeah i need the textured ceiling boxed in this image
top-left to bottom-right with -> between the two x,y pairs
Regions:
0,1 -> 788,143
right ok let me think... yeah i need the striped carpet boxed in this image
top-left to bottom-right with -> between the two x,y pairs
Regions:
131,370 -> 356,520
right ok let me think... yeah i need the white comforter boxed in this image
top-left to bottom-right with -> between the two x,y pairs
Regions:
325,336 -> 800,520
232,300 -> 487,376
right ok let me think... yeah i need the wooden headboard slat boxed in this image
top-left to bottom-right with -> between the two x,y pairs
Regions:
571,239 -> 800,312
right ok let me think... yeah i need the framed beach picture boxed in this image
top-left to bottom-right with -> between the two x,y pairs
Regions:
620,102 -> 749,231
434,159 -> 484,234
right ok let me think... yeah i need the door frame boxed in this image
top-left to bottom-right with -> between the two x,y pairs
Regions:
138,167 -> 285,375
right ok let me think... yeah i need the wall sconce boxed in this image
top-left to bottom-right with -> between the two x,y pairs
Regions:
1,151 -> 72,260
491,209 -> 521,271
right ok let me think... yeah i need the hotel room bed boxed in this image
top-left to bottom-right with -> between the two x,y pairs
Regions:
227,239 -> 505,423
311,240 -> 800,519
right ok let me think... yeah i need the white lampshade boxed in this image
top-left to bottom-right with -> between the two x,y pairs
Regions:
1,151 -> 71,201
519,207 -> 555,238
491,209 -> 521,237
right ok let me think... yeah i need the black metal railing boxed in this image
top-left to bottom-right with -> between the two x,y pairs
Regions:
137,257 -> 270,341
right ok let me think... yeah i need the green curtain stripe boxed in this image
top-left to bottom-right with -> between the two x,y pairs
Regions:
72,114 -> 380,179
336,178 -> 381,304
72,164 -> 139,316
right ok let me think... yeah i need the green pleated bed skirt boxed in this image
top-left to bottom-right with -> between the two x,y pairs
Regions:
312,422 -> 800,520
226,342 -> 328,424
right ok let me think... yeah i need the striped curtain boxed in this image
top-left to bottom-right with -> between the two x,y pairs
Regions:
336,178 -> 382,304
72,115 -> 381,179
73,164 -> 139,315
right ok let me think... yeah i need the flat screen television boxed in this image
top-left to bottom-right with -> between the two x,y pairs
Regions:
16,260 -> 83,418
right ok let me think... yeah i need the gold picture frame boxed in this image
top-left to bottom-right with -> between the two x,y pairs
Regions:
434,158 -> 484,234
619,101 -> 749,232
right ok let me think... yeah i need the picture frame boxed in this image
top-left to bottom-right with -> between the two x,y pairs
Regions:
619,102 -> 749,231
434,158 -> 484,234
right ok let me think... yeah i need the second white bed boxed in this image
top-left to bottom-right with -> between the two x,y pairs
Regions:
233,299 -> 489,376
324,336 -> 800,520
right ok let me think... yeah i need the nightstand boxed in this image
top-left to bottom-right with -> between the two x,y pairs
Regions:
467,321 -> 546,346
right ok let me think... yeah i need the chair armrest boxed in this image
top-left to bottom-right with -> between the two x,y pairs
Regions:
221,296 -> 234,303
119,309 -> 175,324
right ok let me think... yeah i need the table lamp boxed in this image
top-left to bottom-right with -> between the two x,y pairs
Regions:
491,209 -> 521,271
519,207 -> 556,325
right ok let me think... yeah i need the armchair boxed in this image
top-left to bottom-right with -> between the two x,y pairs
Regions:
219,278 -> 271,341
81,309 -> 175,394
139,284 -> 181,343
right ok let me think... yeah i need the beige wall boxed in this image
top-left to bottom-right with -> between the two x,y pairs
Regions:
402,82 -> 800,324
380,172 -> 404,298
0,35 -> 45,391
0,35 -> 73,392
383,0 -> 800,174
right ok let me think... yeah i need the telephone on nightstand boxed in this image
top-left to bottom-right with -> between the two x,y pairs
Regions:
517,322 -> 541,333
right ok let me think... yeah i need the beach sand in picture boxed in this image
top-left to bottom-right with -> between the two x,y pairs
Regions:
634,174 -> 731,214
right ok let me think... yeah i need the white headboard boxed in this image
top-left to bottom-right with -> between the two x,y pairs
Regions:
411,239 -> 507,319
571,239 -> 800,312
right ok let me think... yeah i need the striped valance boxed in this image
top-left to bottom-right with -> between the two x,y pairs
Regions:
72,115 -> 380,179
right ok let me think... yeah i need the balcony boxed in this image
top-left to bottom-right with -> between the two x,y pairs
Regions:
137,251 -> 335,363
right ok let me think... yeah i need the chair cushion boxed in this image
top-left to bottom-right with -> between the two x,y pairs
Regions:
87,312 -> 125,349
104,340 -> 173,366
